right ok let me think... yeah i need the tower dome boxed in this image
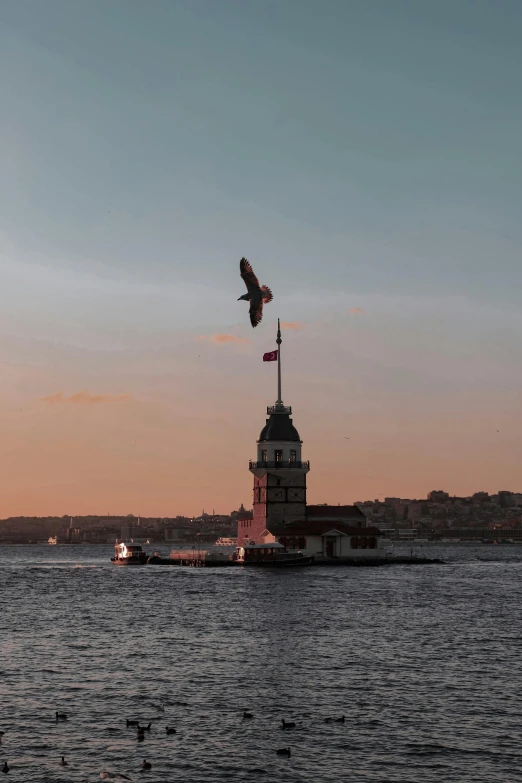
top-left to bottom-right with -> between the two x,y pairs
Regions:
259,411 -> 301,443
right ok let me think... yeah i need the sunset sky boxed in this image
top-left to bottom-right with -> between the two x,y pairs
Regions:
1,0 -> 521,516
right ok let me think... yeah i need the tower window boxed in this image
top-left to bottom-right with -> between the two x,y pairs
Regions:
289,450 -> 296,462
275,450 -> 283,462
261,450 -> 267,462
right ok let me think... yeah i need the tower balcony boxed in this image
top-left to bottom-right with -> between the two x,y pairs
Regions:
249,459 -> 310,471
267,404 -> 292,415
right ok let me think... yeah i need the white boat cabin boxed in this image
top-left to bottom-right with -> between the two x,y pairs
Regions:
114,542 -> 144,558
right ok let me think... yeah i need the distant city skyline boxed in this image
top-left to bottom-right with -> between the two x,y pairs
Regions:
1,1 -> 521,515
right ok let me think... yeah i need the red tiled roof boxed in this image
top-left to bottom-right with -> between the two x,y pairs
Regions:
269,520 -> 382,536
306,505 -> 366,519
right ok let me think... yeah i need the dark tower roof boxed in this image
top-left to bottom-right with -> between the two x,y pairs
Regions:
259,409 -> 301,443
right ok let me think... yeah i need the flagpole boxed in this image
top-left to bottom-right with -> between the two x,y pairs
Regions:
276,318 -> 282,404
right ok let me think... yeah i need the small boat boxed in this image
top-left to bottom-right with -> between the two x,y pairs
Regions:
236,542 -> 313,567
167,538 -> 239,567
205,538 -> 238,566
111,542 -> 148,566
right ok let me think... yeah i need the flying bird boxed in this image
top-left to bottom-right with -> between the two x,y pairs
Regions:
238,257 -> 273,328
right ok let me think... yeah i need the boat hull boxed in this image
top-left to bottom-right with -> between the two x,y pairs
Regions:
111,557 -> 148,566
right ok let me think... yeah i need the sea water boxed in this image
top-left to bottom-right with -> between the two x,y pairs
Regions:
1,544 -> 521,782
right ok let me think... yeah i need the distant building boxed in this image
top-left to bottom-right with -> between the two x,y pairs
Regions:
164,526 -> 193,542
498,491 -> 513,507
427,490 -> 450,502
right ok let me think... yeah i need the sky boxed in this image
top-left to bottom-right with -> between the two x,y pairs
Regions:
0,0 -> 521,516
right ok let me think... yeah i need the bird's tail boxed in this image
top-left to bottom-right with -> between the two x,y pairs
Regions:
261,286 -> 273,303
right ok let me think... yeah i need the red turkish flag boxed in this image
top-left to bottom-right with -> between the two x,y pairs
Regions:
263,350 -> 278,362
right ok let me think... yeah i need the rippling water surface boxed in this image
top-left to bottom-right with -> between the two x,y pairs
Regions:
1,544 -> 522,782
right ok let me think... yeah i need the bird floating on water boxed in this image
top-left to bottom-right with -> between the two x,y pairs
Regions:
281,719 -> 295,729
238,257 -> 273,328
142,759 -> 152,770
165,727 -> 176,735
55,712 -> 67,721
1,761 -> 8,774
276,747 -> 291,757
60,756 -> 67,766
243,711 -> 253,719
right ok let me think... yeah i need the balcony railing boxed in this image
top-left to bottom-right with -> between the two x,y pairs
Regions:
266,405 -> 292,415
249,460 -> 310,470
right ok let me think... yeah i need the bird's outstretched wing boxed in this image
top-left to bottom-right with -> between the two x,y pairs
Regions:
240,257 -> 260,292
249,298 -> 263,328
261,285 -> 273,303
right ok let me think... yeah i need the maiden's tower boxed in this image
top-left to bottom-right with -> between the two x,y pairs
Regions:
237,320 -> 381,561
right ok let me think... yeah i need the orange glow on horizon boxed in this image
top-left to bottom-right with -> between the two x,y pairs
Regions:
0,315 -> 520,518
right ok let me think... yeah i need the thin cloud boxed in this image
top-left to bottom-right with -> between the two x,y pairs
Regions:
348,308 -> 365,316
195,334 -> 249,344
40,391 -> 131,405
280,321 -> 303,330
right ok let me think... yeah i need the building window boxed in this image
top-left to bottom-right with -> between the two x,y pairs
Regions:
290,450 -> 296,462
275,450 -> 283,462
261,450 -> 267,462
